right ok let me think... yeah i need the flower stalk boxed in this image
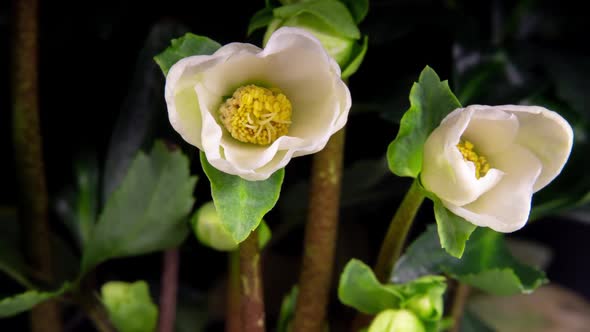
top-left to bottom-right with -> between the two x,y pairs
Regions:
226,251 -> 241,332
449,282 -> 471,332
158,248 -> 180,332
293,128 -> 346,332
240,229 -> 265,332
11,0 -> 61,330
373,180 -> 425,283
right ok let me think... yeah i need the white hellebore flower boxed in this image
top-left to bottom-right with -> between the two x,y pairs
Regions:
421,105 -> 573,232
165,27 -> 351,181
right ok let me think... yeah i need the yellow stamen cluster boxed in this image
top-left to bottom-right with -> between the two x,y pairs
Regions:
219,85 -> 292,145
457,140 -> 490,179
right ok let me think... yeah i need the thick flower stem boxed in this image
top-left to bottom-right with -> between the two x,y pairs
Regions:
158,248 -> 180,332
239,230 -> 265,332
449,282 -> 471,332
226,251 -> 241,332
373,180 -> 425,283
293,128 -> 346,332
11,0 -> 62,331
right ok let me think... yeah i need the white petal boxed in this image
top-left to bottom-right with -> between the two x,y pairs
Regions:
165,55 -> 222,149
445,144 -> 542,232
498,105 -> 573,191
461,105 -> 519,155
422,108 -> 504,206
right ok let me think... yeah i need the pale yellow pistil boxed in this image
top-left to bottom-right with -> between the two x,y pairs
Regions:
219,85 -> 292,145
457,140 -> 490,179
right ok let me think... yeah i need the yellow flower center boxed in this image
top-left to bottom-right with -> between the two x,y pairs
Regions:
457,140 -> 490,179
219,84 -> 292,145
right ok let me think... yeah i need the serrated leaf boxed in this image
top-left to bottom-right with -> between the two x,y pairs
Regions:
248,7 -> 274,36
433,198 -> 476,258
339,260 -> 447,321
338,259 -> 402,314
200,152 -> 284,243
277,286 -> 298,332
81,142 -> 196,274
342,35 -> 368,79
154,33 -> 221,75
104,22 -> 189,201
274,0 -> 360,39
387,67 -> 462,178
0,283 -> 69,318
339,0 -> 369,23
394,225 -> 547,295
101,281 -> 158,332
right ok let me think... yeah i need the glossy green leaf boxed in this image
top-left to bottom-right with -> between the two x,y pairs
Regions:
200,152 -> 284,243
248,7 -> 274,36
0,284 -> 69,318
154,33 -> 221,75
339,260 -> 447,325
387,67 -> 462,178
394,225 -> 547,295
338,259 -> 402,314
101,281 -> 158,332
277,286 -> 298,332
81,142 -> 196,274
342,35 -> 368,79
273,0 -> 360,39
433,198 -> 476,258
339,0 -> 369,23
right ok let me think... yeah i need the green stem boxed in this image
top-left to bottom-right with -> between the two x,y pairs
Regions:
226,251 -> 241,332
373,180 -> 425,283
11,0 -> 61,330
240,230 -> 265,332
292,128 -> 346,332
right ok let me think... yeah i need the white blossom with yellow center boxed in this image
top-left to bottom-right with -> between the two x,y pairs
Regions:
421,105 -> 573,232
165,27 -> 351,181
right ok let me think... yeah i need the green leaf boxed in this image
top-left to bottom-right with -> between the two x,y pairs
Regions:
277,286 -> 299,332
0,284 -> 69,318
341,35 -> 368,79
274,0 -> 360,39
339,0 -> 369,23
387,67 -> 462,178
154,33 -> 221,75
433,198 -> 476,258
394,225 -> 547,295
101,281 -> 158,332
81,142 -> 196,274
338,259 -> 402,314
200,152 -> 284,243
248,7 -> 274,36
55,155 -> 99,248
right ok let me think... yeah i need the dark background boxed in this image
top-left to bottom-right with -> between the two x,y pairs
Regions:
2,0 -> 590,330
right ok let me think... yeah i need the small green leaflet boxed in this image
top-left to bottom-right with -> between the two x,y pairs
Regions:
0,283 -> 70,318
154,33 -> 221,75
387,66 -> 462,178
200,152 -> 284,243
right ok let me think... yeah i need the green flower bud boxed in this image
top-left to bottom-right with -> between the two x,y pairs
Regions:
405,286 -> 445,321
101,281 -> 158,332
192,201 -> 238,251
368,309 -> 426,332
